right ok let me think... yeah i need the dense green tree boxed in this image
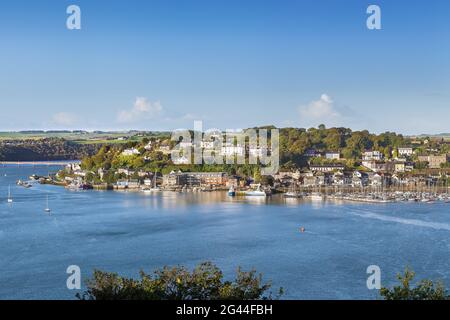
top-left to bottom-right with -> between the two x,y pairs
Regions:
77,262 -> 282,300
380,268 -> 448,300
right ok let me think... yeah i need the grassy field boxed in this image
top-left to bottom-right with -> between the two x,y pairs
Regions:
73,139 -> 130,145
0,131 -> 171,144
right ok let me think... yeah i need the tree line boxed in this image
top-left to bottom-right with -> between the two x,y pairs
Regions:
77,262 -> 448,300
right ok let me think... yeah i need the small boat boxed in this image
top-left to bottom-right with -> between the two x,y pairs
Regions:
44,195 -> 51,213
149,172 -> 161,192
309,192 -> 323,201
228,186 -> 236,197
7,185 -> 13,203
284,191 -> 302,198
245,185 -> 268,197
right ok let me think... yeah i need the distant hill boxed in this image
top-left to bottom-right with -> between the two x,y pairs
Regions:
409,133 -> 450,140
0,138 -> 100,161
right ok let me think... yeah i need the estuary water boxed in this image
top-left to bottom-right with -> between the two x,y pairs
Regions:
0,164 -> 449,300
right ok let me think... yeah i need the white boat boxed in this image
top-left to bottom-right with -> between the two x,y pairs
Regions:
284,191 -> 302,198
245,185 -> 267,197
143,172 -> 161,192
228,186 -> 236,196
309,192 -> 323,201
7,185 -> 13,203
284,184 -> 302,198
44,194 -> 51,213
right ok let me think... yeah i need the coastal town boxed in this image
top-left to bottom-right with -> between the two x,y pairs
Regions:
24,127 -> 449,204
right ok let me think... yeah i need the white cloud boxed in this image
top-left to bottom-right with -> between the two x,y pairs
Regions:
298,94 -> 343,127
51,112 -> 79,126
117,97 -> 162,123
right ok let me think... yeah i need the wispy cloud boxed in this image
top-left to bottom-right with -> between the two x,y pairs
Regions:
117,97 -> 163,124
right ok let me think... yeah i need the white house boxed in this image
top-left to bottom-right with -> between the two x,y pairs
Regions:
309,164 -> 345,172
144,142 -> 153,150
173,155 -> 190,165
398,147 -> 414,157
179,141 -> 193,149
325,151 -> 340,160
363,150 -> 384,161
201,141 -> 215,149
122,148 -> 140,156
249,147 -> 268,157
117,168 -> 134,176
221,146 -> 244,156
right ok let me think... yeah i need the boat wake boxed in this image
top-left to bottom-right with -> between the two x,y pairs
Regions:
348,210 -> 450,231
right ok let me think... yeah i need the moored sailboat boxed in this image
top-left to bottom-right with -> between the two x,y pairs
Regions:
7,185 -> 13,203
44,194 -> 51,213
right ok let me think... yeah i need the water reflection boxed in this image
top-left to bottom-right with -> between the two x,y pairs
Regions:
1,165 -> 450,300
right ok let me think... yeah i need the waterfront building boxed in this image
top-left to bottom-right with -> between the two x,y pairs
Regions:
128,179 -> 141,189
226,176 -> 241,188
332,171 -> 352,185
189,172 -> 227,186
303,173 -> 318,186
116,179 -> 129,189
352,171 -> 369,187
309,164 -> 345,172
162,171 -> 227,187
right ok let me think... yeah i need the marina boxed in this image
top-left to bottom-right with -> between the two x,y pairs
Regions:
1,164 -> 450,300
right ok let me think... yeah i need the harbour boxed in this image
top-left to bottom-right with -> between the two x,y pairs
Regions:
1,164 -> 450,300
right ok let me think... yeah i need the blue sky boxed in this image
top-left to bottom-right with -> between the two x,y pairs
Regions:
0,0 -> 449,134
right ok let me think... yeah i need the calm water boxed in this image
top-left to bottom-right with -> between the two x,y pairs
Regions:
0,165 -> 449,300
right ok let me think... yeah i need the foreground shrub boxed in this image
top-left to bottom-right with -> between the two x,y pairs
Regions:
77,261 -> 283,300
380,267 -> 448,300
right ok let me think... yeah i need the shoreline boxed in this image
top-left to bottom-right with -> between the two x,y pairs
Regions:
0,160 -> 80,166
